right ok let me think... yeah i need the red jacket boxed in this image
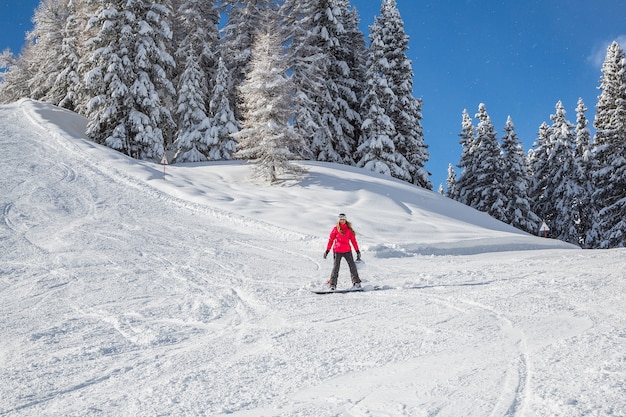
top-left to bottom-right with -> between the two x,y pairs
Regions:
326,223 -> 359,253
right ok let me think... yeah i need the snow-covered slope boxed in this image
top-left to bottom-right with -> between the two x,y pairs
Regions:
1,99 -> 623,417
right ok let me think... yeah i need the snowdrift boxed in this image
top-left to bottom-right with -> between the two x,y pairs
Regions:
20,98 -> 576,256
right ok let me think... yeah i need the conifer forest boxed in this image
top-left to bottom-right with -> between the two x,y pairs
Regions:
1,0 -> 625,249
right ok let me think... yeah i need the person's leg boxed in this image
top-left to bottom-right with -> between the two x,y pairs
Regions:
329,252 -> 342,287
345,252 -> 361,284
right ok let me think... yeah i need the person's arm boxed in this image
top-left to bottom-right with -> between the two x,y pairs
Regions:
325,227 -> 337,257
350,232 -> 359,252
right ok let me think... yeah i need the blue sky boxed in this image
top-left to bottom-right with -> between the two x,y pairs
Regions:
2,0 -> 626,189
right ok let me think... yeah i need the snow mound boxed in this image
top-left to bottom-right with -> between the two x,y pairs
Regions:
20,98 -> 576,256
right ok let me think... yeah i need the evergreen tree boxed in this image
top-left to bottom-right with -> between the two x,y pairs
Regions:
590,41 -> 626,248
233,15 -> 305,183
39,0 -> 83,111
0,0 -> 69,104
172,0 -> 220,162
367,0 -> 430,188
342,5 -> 368,157
24,0 -> 70,102
280,0 -> 318,160
0,47 -> 33,104
528,122 -> 554,227
470,104 -> 507,220
501,116 -> 540,233
284,0 -> 359,164
445,163 -> 457,199
220,0 -> 271,122
455,109 -> 477,206
574,98 -> 594,247
547,101 -> 581,245
357,40 -> 400,178
207,57 -> 238,160
328,0 -> 364,163
84,0 -> 176,160
173,43 -> 212,162
72,0 -> 100,115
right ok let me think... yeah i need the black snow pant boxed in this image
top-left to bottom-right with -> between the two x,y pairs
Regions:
329,251 -> 361,286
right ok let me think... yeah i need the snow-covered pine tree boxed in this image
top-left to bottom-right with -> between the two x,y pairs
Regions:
0,47 -> 32,104
328,0 -> 365,163
470,104 -> 507,220
207,57 -> 238,160
589,41 -> 626,248
445,163 -> 457,199
279,0 -> 318,160
574,98 -> 594,247
501,116 -> 540,233
23,0 -> 70,102
357,34 -> 401,178
38,0 -> 83,111
0,0 -> 69,104
68,0 -> 100,115
283,0 -> 359,164
84,0 -> 176,161
341,4 -> 368,158
0,0 -> 96,110
548,101 -> 583,245
173,43 -> 212,163
233,13 -> 305,183
455,109 -> 477,206
528,122 -> 555,231
368,0 -> 430,188
220,0 -> 271,122
172,0 -> 220,163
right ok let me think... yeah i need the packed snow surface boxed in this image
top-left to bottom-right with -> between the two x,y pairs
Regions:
1,99 -> 624,416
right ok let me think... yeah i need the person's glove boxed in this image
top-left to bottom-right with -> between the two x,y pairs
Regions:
356,250 -> 361,261
324,250 -> 329,259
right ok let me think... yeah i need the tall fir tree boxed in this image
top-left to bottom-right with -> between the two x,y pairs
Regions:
233,13 -> 305,183
546,101 -> 581,245
72,0 -> 100,115
0,44 -> 33,104
220,0 -> 271,122
357,34 -> 400,178
206,57 -> 238,160
284,0 -> 359,164
589,41 -> 626,248
365,0 -> 430,188
172,0 -> 221,162
42,0 -> 83,111
328,0 -> 364,163
84,0 -> 176,160
528,122 -> 554,227
0,0 -> 95,111
445,163 -> 457,199
280,0 -> 319,160
0,0 -> 68,104
173,43 -> 212,162
24,0 -> 70,102
574,98 -> 594,247
470,104 -> 507,220
454,109 -> 477,206
501,116 -> 540,233
341,4 -> 368,158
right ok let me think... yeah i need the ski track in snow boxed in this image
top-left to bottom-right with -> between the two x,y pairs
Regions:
1,100 -> 625,417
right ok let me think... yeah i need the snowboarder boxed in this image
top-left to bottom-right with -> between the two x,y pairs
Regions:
324,213 -> 362,290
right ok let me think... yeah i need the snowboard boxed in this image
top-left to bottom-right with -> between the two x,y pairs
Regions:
311,284 -> 383,295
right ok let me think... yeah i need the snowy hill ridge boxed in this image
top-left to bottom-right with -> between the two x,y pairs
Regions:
1,99 -> 624,417
18,98 -> 575,256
